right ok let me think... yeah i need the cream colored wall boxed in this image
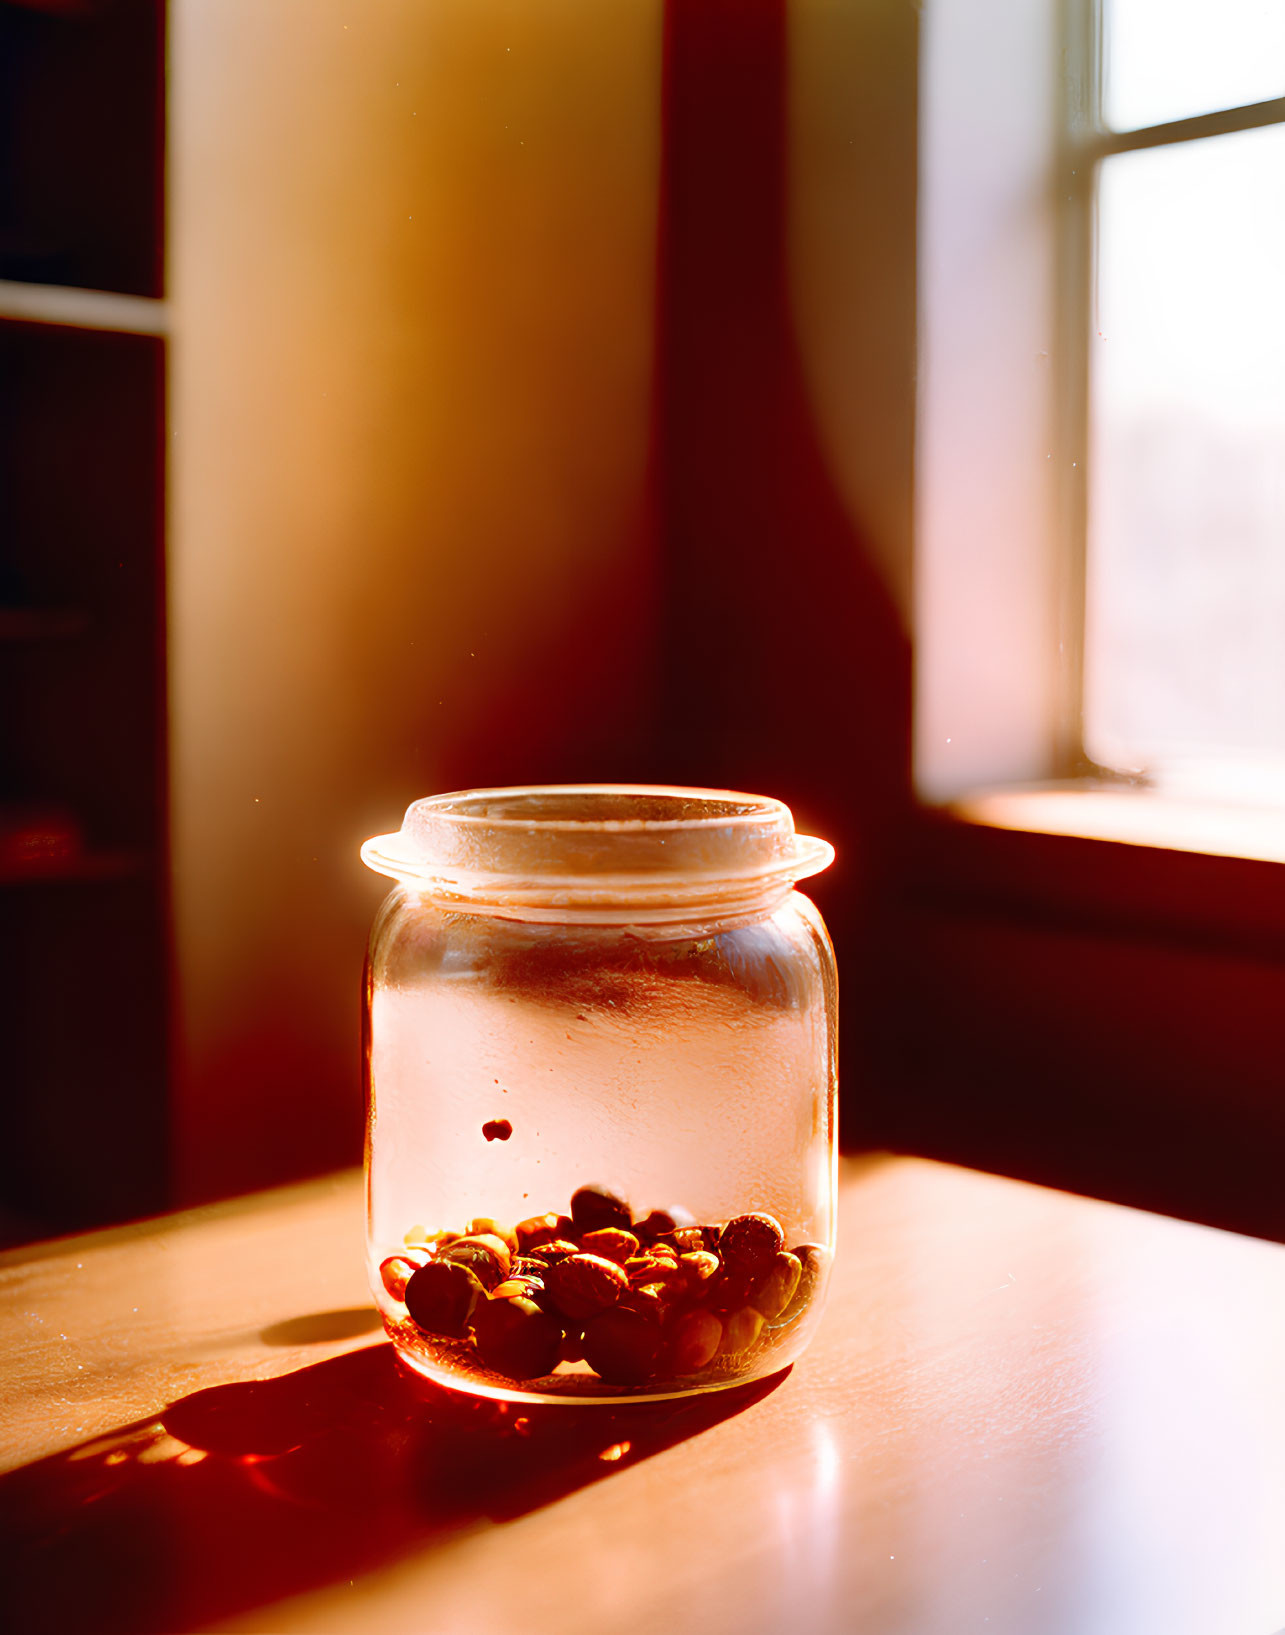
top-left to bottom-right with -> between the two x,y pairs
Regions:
168,0 -> 662,1200
914,0 -> 1061,799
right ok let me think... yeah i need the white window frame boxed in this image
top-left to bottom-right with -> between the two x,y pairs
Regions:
915,0 -> 1285,866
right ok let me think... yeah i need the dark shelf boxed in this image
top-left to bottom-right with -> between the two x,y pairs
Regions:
0,606 -> 90,641
0,848 -> 146,888
0,320 -> 166,849
0,2 -> 169,1242
0,0 -> 165,297
0,318 -> 168,1238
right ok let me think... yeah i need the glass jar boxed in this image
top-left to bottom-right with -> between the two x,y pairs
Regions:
361,785 -> 837,1404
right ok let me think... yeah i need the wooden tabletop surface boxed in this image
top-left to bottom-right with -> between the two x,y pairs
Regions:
1,1155 -> 1281,1635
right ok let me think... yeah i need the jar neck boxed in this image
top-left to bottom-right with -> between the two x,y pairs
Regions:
402,879 -> 799,932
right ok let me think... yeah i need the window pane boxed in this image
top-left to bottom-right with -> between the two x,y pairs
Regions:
1084,126 -> 1285,793
1105,0 -> 1285,133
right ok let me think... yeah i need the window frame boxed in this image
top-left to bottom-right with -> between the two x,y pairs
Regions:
896,0 -> 1285,1241
916,0 -> 1285,857
1063,0 -> 1285,786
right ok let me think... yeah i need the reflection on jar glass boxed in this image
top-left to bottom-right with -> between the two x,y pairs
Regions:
361,785 -> 838,1404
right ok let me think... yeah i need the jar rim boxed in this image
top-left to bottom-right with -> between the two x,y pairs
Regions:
360,784 -> 834,920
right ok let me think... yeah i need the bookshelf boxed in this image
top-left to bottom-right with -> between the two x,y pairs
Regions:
0,0 -> 168,1241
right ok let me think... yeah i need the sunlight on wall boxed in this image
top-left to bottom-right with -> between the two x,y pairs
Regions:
913,0 -> 1061,801
169,0 -> 662,1199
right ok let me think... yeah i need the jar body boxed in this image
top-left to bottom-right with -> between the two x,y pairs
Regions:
365,888 -> 838,1403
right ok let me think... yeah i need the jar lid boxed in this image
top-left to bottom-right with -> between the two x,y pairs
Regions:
360,784 -> 834,920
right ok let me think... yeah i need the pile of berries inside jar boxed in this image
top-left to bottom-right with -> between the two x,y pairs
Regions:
379,1182 -> 828,1391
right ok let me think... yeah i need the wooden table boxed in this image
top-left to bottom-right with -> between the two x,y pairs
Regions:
2,1156 -> 1282,1635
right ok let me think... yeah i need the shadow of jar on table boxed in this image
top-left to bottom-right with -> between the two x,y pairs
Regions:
0,1336 -> 786,1635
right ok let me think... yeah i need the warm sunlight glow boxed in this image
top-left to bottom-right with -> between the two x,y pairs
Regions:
914,0 -> 1059,800
956,787 -> 1285,865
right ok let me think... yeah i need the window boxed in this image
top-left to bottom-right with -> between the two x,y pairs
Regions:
1084,0 -> 1285,798
916,0 -> 1285,851
901,0 -> 1285,1240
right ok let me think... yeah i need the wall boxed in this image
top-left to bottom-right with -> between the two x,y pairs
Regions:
169,0 -> 664,1201
166,0 -> 923,1205
789,0 -> 918,628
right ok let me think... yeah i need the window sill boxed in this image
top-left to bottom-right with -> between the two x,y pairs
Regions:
951,783 -> 1285,868
893,784 -> 1285,958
